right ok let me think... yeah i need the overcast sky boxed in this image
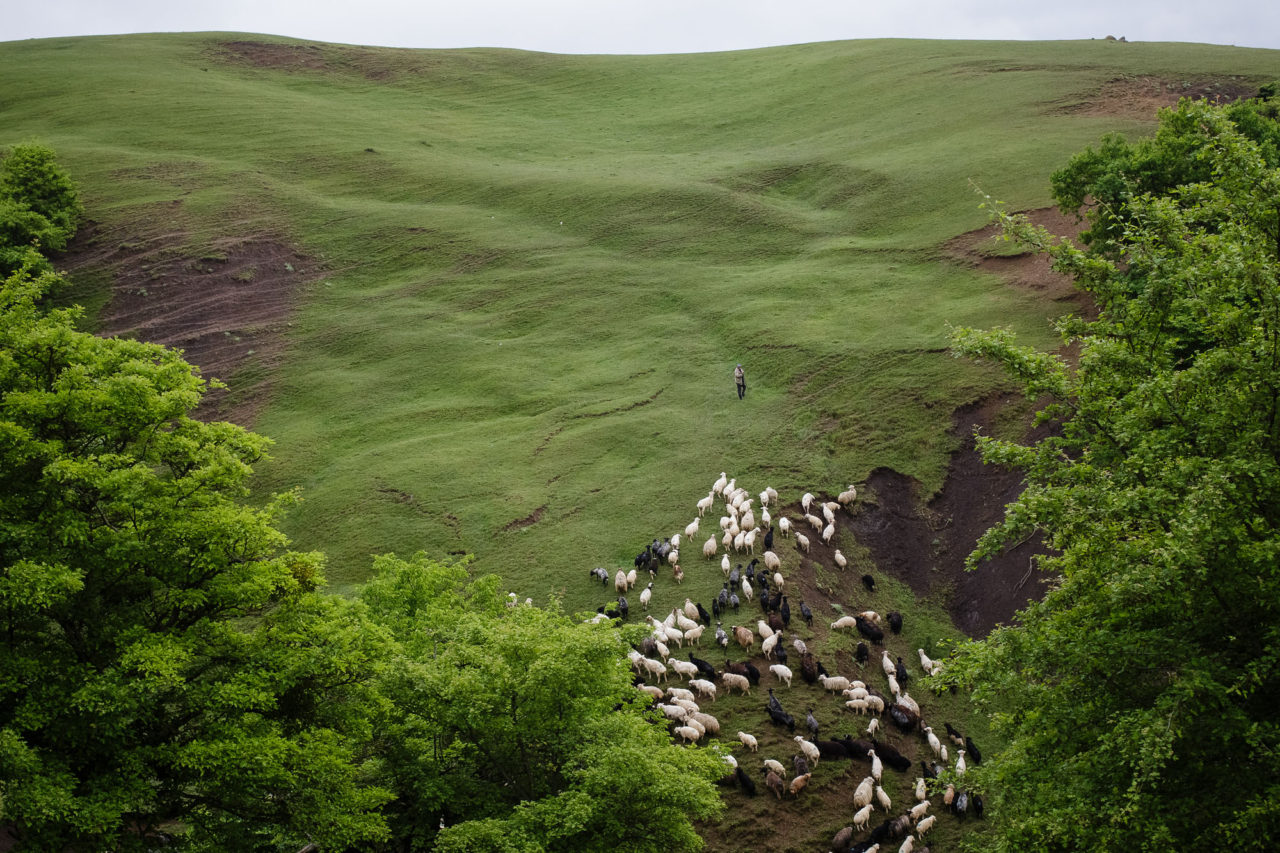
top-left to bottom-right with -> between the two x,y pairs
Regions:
8,1 -> 1280,54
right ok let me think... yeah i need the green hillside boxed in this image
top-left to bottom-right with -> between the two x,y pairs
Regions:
2,32 -> 1275,613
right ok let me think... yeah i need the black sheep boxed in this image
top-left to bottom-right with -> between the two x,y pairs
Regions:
717,584 -> 729,610
870,739 -> 912,772
617,596 -> 629,619
766,687 -> 784,716
854,642 -> 869,663
743,661 -> 761,685
792,753 -> 809,775
766,705 -> 795,732
840,735 -> 874,760
887,610 -> 903,634
895,656 -> 909,685
780,596 -> 791,628
944,722 -> 965,746
799,599 -> 813,627
816,660 -> 829,678
774,644 -> 788,665
758,590 -> 771,614
712,598 -> 721,619
965,735 -> 983,765
861,573 -> 876,593
696,602 -> 712,624
830,826 -> 853,853
729,566 -> 740,588
816,739 -> 848,761
763,525 -> 774,550
855,615 -> 884,644
724,659 -> 750,680
689,653 -> 717,680
799,652 -> 819,684
953,790 -> 969,819
973,792 -> 985,818
920,759 -> 938,780
769,593 -> 782,614
887,703 -> 919,733
888,814 -> 912,839
867,820 -> 892,845
734,765 -> 757,796
729,593 -> 740,611
806,709 -> 820,737
768,611 -> 784,634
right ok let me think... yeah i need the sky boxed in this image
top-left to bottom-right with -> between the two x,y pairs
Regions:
7,0 -> 1280,54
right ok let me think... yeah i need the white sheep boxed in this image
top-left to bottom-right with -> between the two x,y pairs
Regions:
899,836 -> 915,853
641,657 -> 667,682
909,801 -> 929,820
861,609 -> 881,624
719,515 -> 732,531
793,735 -> 820,766
881,650 -> 896,678
853,776 -> 875,809
761,506 -> 771,528
637,683 -> 664,701
744,528 -> 759,552
675,609 -> 697,632
697,492 -> 714,516
822,504 -> 836,524
763,758 -> 787,777
741,577 -> 753,601
791,637 -> 807,656
691,711 -> 720,736
639,583 -> 652,610
914,776 -> 928,802
689,678 -> 717,702
818,674 -> 851,693
805,513 -> 824,531
626,568 -> 637,590
759,489 -> 770,507
875,784 -> 891,812
778,517 -> 792,537
685,517 -> 700,540
918,648 -> 935,676
801,492 -> 814,512
915,815 -> 935,841
721,554 -> 731,576
763,550 -> 781,571
866,718 -> 879,736
831,615 -> 857,631
766,486 -> 779,503
670,533 -> 681,549
721,530 -> 733,550
897,692 -> 920,715
838,485 -> 858,505
658,703 -> 687,721
732,530 -> 746,553
756,619 -> 774,640
866,695 -> 885,714
769,664 -> 793,687
679,706 -> 704,726
668,549 -> 679,566
674,725 -> 701,745
794,533 -> 810,553
721,672 -> 750,695
924,726 -> 943,758
712,472 -> 728,495
670,659 -> 699,681
845,697 -> 868,714
666,686 -> 694,702
741,509 -> 756,531
870,749 -> 883,781
854,803 -> 873,830
702,536 -> 717,558
614,570 -> 628,594
773,571 -> 785,590
684,624 -> 705,645
822,522 -> 835,545
737,731 -> 758,752
834,549 -> 847,569
887,673 -> 900,696
761,633 -> 780,660
955,749 -> 967,777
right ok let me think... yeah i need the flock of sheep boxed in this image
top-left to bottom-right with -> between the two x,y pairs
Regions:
593,471 -> 984,853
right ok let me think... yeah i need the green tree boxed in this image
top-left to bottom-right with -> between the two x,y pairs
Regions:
0,143 -> 82,274
360,553 -> 726,852
0,260 -> 391,850
945,99 -> 1280,851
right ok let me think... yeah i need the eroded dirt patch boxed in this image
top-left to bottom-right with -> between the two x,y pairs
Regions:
945,205 -> 1086,308
1056,74 -> 1260,119
215,40 -> 438,82
848,394 -> 1055,636
58,216 -> 319,424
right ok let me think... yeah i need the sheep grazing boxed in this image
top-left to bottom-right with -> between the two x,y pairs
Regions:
955,750 -> 967,777
672,563 -> 684,583
773,571 -> 785,591
943,784 -> 955,807
819,674 -> 851,694
832,615 -> 858,631
881,650 -> 896,679
805,513 -> 824,531
862,573 -> 876,593
796,533 -> 812,553
866,718 -> 879,736
721,672 -> 750,696
793,735 -> 820,766
590,566 -> 609,585
799,600 -> 813,627
917,648 -> 935,676
769,664 -> 793,687
778,517 -> 792,537
853,775 -> 876,809
822,522 -> 836,544
765,770 -> 784,800
875,784 -> 892,812
674,725 -> 701,745
924,726 -> 943,758
762,758 -> 787,778
898,837 -> 915,853
888,703 -> 919,733
669,658 -> 699,681
689,678 -> 717,702
733,765 -> 757,797
915,815 -> 935,840
965,736 -> 983,765
737,731 -> 758,752
702,536 -> 717,558
887,611 -> 903,634
691,711 -> 721,736
838,485 -> 858,505
732,625 -> 754,651
788,773 -> 812,797
801,492 -> 815,512
944,722 -> 965,747
614,570 -> 627,594
855,641 -> 869,663
834,549 -> 847,569
856,616 -> 885,644
834,824 -> 856,850
741,577 -> 753,601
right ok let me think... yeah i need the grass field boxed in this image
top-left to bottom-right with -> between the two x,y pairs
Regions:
5,30 -> 1278,851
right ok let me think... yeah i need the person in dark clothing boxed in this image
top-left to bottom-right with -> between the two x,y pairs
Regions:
734,363 -> 745,399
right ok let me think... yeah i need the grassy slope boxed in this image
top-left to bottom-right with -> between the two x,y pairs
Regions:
2,35 -> 1275,612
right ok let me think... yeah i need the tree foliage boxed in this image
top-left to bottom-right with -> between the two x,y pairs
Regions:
361,553 -> 726,853
0,143 -> 82,274
946,98 -> 1280,851
0,258 -> 393,850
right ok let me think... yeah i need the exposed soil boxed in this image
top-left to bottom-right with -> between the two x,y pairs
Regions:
57,216 -> 320,424
1055,74 -> 1261,120
214,40 -> 439,82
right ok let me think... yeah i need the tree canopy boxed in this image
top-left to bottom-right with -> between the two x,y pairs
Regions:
0,143 -> 81,274
945,96 -> 1280,851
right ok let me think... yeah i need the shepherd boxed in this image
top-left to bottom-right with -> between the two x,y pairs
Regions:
734,363 -> 745,400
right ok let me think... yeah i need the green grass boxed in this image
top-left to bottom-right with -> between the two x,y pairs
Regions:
4,33 -> 1277,609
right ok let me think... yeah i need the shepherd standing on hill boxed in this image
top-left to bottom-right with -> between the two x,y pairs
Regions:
734,363 -> 746,400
